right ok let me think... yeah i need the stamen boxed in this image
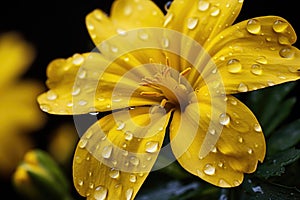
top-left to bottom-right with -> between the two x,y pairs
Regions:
160,99 -> 168,107
179,67 -> 191,84
140,91 -> 164,97
180,67 -> 191,76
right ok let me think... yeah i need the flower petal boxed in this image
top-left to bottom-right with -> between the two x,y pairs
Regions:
200,16 -> 300,94
86,0 -> 164,47
73,106 -> 172,199
165,0 -> 243,46
170,94 -> 266,187
0,32 -> 35,87
37,52 -> 160,115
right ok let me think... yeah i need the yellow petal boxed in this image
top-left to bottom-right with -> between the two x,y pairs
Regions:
165,0 -> 243,47
86,0 -> 164,47
37,52 -> 161,115
0,32 -> 35,87
170,94 -> 266,187
73,106 -> 172,199
200,16 -> 300,94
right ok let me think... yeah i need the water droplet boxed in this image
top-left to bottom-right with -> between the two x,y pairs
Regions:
203,164 -> 216,175
217,161 -> 224,168
109,168 -> 120,179
87,22 -> 94,30
40,104 -> 50,112
163,12 -> 173,27
210,7 -> 220,17
126,188 -> 134,200
164,1 -> 172,12
278,36 -> 290,45
78,100 -> 87,106
237,83 -> 248,92
227,59 -> 242,73
246,19 -> 261,34
198,0 -> 210,11
77,179 -> 84,186
279,47 -> 295,58
124,5 -> 132,16
255,56 -> 268,64
138,30 -> 149,40
187,17 -> 199,30
94,186 -> 108,200
129,156 -> 140,166
145,141 -> 159,153
116,121 -> 125,130
46,91 -> 57,101
238,136 -> 243,143
116,28 -> 127,36
78,139 -> 88,148
93,10 -> 103,21
72,87 -> 81,96
124,131 -> 133,141
219,113 -> 230,126
78,69 -> 87,79
254,124 -> 262,132
111,46 -> 118,53
252,186 -> 264,194
273,20 -> 288,33
211,146 -> 217,153
129,174 -> 137,183
248,148 -> 253,154
162,37 -> 170,48
208,129 -> 216,135
251,64 -> 263,75
72,54 -> 85,65
102,145 -> 113,159
219,179 -> 231,187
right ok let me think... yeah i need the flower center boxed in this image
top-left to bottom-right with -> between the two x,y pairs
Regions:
140,64 -> 192,110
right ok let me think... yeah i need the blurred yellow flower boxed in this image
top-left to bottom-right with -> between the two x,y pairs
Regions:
37,0 -> 300,199
0,32 -> 46,177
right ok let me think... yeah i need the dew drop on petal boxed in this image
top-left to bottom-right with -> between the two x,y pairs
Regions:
254,123 -> 262,132
129,174 -> 137,183
40,104 -> 50,112
78,100 -> 87,106
124,131 -> 133,141
46,91 -> 58,101
203,164 -> 216,175
219,113 -> 230,126
72,87 -> 81,96
237,83 -> 248,92
116,28 -> 127,36
219,179 -> 231,187
251,64 -> 263,75
255,56 -> 268,64
109,168 -> 120,179
198,0 -> 210,11
78,139 -> 88,148
227,59 -> 242,73
94,186 -> 108,200
187,17 -> 199,30
145,141 -> 159,153
124,5 -> 132,16
116,121 -> 126,130
102,145 -> 113,159
246,19 -> 261,34
72,54 -> 85,65
138,30 -> 149,40
129,156 -> 140,166
162,37 -> 170,48
273,20 -> 288,33
279,47 -> 295,58
210,6 -> 220,16
248,148 -> 253,154
126,188 -> 134,200
238,136 -> 244,143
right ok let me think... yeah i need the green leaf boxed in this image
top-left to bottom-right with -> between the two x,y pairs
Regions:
263,97 -> 296,136
243,82 -> 297,136
267,119 -> 300,154
240,177 -> 300,200
255,148 -> 300,179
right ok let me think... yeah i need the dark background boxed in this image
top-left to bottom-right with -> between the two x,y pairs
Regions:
1,0 -> 300,199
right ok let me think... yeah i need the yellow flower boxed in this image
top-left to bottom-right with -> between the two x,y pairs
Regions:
37,0 -> 300,199
0,32 -> 46,177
